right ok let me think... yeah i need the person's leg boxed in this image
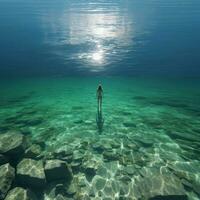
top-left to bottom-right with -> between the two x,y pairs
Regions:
99,96 -> 102,112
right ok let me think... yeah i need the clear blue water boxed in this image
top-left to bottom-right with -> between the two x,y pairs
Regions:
0,0 -> 200,200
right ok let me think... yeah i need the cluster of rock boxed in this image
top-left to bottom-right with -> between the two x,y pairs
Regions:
0,130 -> 199,200
44,135 -> 199,200
0,131 -> 72,200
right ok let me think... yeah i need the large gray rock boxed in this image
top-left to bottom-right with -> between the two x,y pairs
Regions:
132,167 -> 187,200
0,131 -> 26,156
0,163 -> 15,199
44,160 -> 72,182
17,158 -> 46,187
5,187 -> 37,200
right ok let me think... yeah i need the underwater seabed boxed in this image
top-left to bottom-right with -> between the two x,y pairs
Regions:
0,77 -> 200,200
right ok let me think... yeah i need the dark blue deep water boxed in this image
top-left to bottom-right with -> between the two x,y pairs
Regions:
0,0 -> 200,77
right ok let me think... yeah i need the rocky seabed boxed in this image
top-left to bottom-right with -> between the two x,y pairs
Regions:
0,131 -> 199,200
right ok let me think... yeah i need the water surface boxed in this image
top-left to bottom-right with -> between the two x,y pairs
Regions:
0,0 -> 200,76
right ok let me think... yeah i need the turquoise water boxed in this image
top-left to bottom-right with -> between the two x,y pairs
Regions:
0,77 -> 200,199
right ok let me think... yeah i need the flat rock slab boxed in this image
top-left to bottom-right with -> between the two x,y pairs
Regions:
92,175 -> 106,191
44,160 -> 72,182
133,167 -> 187,200
17,159 -> 46,188
0,163 -> 15,199
5,187 -> 37,200
0,131 -> 26,156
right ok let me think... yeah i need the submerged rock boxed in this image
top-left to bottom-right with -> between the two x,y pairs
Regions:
0,131 -> 26,156
92,175 -> 106,191
123,165 -> 135,175
123,122 -> 136,128
70,161 -> 81,171
43,183 -> 67,200
17,158 -> 46,187
92,143 -> 104,153
67,183 -> 77,195
66,180 -> 77,195
44,160 -> 72,182
76,173 -> 88,187
135,137 -> 154,148
103,150 -> 119,161
133,167 -> 187,200
82,155 -> 101,177
0,163 -> 15,199
96,165 -> 110,179
73,151 -> 84,162
5,187 -> 37,200
53,147 -> 73,159
24,144 -> 42,159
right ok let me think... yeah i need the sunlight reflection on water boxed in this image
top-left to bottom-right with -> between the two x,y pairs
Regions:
43,1 -> 134,72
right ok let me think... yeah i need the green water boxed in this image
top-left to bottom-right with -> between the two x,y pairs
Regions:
0,77 -> 200,199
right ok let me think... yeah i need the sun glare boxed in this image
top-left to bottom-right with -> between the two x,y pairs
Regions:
92,52 -> 103,62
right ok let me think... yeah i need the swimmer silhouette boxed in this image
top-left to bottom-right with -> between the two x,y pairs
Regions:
96,84 -> 104,133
